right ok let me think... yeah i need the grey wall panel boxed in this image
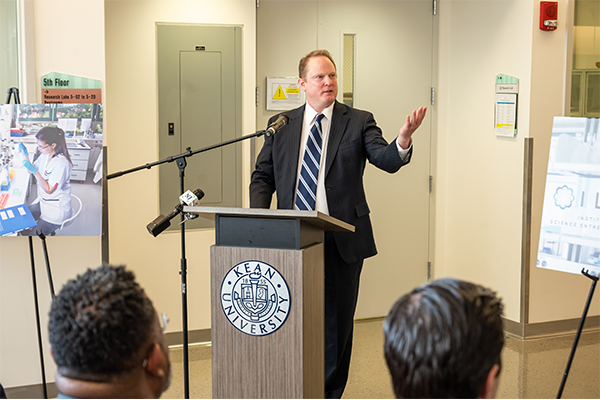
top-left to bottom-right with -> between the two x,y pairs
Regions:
157,24 -> 242,230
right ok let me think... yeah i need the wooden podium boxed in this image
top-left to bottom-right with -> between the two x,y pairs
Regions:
185,207 -> 354,399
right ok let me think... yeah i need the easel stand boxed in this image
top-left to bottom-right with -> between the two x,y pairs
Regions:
5,87 -> 56,399
556,268 -> 598,399
39,234 -> 56,298
27,236 -> 48,399
107,128 -> 269,399
5,87 -> 20,104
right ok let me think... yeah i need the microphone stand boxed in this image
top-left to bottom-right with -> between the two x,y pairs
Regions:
107,128 -> 269,399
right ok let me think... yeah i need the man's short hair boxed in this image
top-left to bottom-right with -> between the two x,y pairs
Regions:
298,49 -> 336,80
383,278 -> 504,398
49,264 -> 156,377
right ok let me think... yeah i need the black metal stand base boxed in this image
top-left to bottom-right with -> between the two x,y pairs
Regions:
556,269 -> 598,399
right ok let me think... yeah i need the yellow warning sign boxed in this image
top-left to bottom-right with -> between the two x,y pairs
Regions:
273,85 -> 286,100
266,77 -> 305,110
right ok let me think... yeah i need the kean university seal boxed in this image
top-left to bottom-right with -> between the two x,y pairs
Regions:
220,260 -> 291,336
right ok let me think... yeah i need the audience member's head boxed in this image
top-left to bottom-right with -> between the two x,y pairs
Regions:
49,264 -> 170,399
384,278 -> 504,399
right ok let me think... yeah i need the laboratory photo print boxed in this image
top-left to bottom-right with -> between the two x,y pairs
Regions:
0,103 -> 104,237
537,117 -> 600,277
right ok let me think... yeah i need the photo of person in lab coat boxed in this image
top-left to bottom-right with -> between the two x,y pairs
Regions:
19,126 -> 73,236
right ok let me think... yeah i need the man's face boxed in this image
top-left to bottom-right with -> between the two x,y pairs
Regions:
299,56 -> 338,113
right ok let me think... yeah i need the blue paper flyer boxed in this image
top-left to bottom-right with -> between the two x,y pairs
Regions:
0,203 -> 37,236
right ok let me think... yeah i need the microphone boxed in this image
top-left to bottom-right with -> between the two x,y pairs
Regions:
147,188 -> 205,237
264,114 -> 289,137
183,188 -> 205,221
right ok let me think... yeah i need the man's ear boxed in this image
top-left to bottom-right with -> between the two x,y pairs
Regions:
298,77 -> 306,91
144,343 -> 168,379
49,344 -> 54,362
144,343 -> 169,398
480,364 -> 500,399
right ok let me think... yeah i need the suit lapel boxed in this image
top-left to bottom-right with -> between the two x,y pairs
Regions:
325,101 -> 349,177
283,105 -> 305,178
275,105 -> 305,208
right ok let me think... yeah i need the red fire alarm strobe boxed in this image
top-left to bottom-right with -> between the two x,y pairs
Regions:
540,1 -> 558,31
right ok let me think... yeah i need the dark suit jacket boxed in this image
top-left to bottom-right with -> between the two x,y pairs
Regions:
250,101 -> 412,264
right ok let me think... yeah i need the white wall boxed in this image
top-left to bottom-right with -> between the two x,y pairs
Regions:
436,0 -> 534,322
527,0 -> 600,323
436,0 -> 599,324
0,0 -> 105,388
103,0 -> 256,343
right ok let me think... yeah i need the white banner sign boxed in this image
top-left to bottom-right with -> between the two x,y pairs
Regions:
537,117 -> 600,277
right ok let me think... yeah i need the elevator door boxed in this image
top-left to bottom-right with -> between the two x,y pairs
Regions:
257,1 -> 434,318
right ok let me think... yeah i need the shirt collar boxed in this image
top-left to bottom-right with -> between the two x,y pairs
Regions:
305,102 -> 334,123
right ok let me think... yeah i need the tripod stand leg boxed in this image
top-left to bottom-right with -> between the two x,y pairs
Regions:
5,87 -> 20,104
29,236 -> 48,399
38,233 -> 55,298
556,270 -> 598,399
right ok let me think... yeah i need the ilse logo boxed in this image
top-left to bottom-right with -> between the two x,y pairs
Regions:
220,260 -> 291,336
554,185 -> 600,210
554,185 -> 575,209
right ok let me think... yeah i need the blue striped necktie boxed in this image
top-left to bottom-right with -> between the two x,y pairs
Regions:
295,113 -> 325,211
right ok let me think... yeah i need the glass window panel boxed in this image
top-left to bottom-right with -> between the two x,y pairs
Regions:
0,0 -> 19,97
571,71 -> 582,116
343,34 -> 355,107
571,0 -> 600,117
584,71 -> 599,116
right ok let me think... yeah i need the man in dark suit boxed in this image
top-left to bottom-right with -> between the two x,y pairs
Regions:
250,49 -> 426,398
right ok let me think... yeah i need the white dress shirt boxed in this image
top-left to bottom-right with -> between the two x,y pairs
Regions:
294,103 -> 411,215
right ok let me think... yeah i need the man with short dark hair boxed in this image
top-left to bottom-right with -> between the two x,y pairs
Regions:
384,278 -> 505,399
48,264 -> 171,399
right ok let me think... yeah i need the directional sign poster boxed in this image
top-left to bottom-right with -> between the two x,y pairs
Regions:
41,72 -> 102,104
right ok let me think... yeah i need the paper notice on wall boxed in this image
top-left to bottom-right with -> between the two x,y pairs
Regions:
495,93 -> 517,137
536,117 -> 600,277
495,74 -> 518,137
